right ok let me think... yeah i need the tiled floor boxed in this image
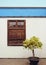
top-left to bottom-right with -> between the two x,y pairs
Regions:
0,58 -> 46,65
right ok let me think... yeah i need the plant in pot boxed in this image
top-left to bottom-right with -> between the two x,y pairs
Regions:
23,36 -> 43,65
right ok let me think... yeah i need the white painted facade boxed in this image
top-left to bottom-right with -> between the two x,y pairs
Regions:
0,18 -> 46,58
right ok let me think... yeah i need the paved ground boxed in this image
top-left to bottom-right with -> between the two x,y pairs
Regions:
0,58 -> 46,65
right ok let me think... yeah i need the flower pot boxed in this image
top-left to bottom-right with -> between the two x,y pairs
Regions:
28,57 -> 39,65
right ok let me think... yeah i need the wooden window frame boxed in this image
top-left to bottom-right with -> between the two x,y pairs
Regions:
7,20 -> 26,46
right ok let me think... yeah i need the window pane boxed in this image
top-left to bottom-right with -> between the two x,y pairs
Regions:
9,22 -> 16,27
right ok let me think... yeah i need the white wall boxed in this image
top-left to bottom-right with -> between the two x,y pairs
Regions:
0,18 -> 46,58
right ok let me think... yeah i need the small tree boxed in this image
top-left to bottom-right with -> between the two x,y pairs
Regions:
23,36 -> 43,57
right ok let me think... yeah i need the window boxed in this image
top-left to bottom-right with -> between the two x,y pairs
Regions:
8,20 -> 26,46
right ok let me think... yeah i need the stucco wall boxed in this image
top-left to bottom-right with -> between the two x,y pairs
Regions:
0,18 -> 46,58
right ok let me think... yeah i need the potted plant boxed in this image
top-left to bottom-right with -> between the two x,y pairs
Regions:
23,36 -> 43,65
